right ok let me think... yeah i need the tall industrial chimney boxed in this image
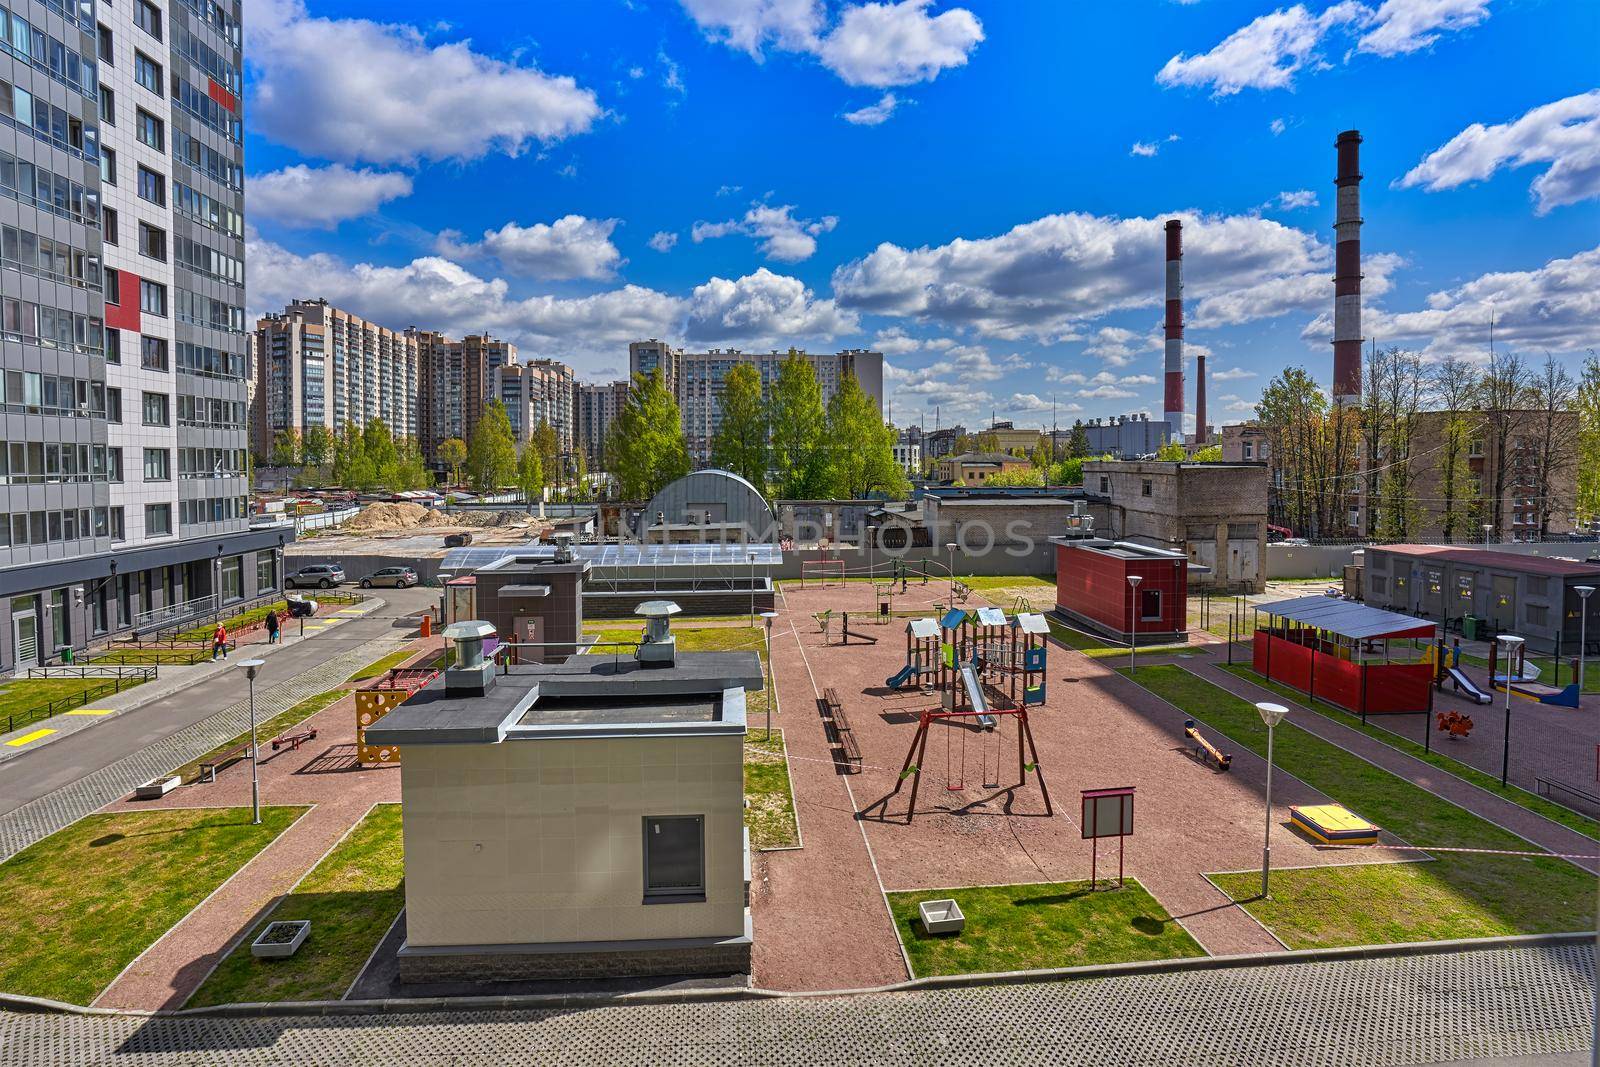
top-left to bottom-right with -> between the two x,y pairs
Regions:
1195,350 -> 1207,447
1333,130 -> 1363,405
1163,219 -> 1184,436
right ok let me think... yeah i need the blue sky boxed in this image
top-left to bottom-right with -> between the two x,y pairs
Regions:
244,0 -> 1599,433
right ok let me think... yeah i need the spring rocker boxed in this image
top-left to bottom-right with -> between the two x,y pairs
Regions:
1182,719 -> 1231,770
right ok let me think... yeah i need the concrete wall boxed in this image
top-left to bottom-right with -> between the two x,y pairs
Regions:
401,732 -> 746,950
1265,540 -> 1600,581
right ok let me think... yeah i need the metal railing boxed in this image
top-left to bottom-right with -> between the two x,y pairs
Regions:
132,594 -> 218,633
4,665 -> 157,734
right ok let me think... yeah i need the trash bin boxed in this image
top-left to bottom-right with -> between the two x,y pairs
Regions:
1463,614 -> 1479,640
58,645 -> 73,664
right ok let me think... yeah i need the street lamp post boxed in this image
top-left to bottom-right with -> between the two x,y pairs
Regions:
1126,574 -> 1144,674
945,541 -> 958,611
1499,634 -> 1524,788
866,524 -> 877,610
1575,586 -> 1594,701
760,611 -> 779,740
1483,523 -> 1493,548
238,658 -> 266,824
1255,702 -> 1289,898
748,549 -> 757,626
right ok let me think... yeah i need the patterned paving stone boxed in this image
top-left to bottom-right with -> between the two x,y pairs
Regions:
0,945 -> 1589,1065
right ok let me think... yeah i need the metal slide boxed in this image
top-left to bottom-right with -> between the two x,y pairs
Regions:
1446,666 -> 1492,705
961,664 -> 997,730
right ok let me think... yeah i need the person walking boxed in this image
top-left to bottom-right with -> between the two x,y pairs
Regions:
212,621 -> 228,660
265,609 -> 280,645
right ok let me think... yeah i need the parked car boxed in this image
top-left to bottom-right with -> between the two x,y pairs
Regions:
359,566 -> 418,589
286,563 -> 345,589
443,532 -> 474,548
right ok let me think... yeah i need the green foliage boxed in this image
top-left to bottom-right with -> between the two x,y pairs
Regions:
983,466 -> 1045,488
531,420 -> 560,484
607,370 -> 690,500
768,351 -> 830,498
301,424 -> 332,467
1190,444 -> 1223,462
1066,420 -> 1089,458
1155,440 -> 1187,461
516,441 -> 545,503
436,437 -> 467,486
1578,354 -> 1600,525
974,430 -> 1000,453
271,428 -> 300,467
465,400 -> 518,492
824,373 -> 908,498
710,362 -> 768,493
327,419 -> 431,491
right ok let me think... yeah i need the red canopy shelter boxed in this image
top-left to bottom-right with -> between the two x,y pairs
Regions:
1252,595 -> 1436,716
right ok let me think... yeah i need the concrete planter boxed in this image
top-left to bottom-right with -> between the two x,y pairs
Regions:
919,899 -> 965,935
134,775 -> 180,800
252,920 -> 310,959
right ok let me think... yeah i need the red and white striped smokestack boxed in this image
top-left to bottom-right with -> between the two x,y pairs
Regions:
1163,219 -> 1184,435
1333,130 -> 1363,405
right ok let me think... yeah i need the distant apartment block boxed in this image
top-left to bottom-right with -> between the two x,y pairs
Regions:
923,426 -> 968,461
492,358 -> 574,453
253,300 -> 419,456
628,341 -> 884,463
576,379 -> 630,466
893,436 -> 921,475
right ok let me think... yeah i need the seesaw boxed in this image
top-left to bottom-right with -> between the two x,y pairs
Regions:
1182,719 -> 1231,771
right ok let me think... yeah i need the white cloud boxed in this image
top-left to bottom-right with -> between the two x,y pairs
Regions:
692,202 -> 839,262
248,164 -> 412,228
832,210 -> 1335,342
1157,0 -> 1487,96
1270,117 -> 1288,135
1212,366 -> 1258,380
680,0 -> 982,87
437,215 -> 624,280
247,0 -> 600,165
1078,384 -> 1137,400
628,65 -> 646,79
648,231 -> 679,253
1396,90 -> 1600,214
660,48 -> 687,95
1190,251 -> 1401,328
1275,189 -> 1319,209
923,345 -> 1030,381
1219,393 -> 1259,414
685,267 -> 858,341
1307,244 -> 1600,359
1131,133 -> 1180,157
870,327 -> 956,355
1156,3 -> 1368,96
717,184 -> 744,197
842,92 -> 900,125
1357,0 -> 1490,56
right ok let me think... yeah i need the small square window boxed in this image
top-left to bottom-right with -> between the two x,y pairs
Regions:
1141,479 -> 1153,497
643,815 -> 704,901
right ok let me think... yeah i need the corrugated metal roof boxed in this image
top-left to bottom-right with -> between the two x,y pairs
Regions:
1257,595 -> 1436,640
440,543 -> 783,571
1370,544 -> 1600,577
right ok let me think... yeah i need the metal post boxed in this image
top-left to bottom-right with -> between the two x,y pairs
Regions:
1577,586 -> 1594,699
1127,574 -> 1143,675
238,658 -> 265,825
761,611 -> 778,741
1256,703 -> 1288,898
1499,634 -> 1524,788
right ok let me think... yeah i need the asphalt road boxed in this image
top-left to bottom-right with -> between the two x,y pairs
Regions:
0,586 -> 436,818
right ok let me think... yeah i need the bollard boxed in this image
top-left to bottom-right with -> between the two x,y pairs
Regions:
420,614 -> 432,638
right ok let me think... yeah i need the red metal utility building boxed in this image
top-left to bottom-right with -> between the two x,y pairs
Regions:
1052,538 -> 1188,644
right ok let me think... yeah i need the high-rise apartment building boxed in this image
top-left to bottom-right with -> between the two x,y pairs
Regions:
252,299 -> 419,455
627,341 -> 884,464
576,379 -> 630,467
0,0 -> 273,672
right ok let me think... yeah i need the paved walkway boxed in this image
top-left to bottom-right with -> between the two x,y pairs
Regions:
0,601 -> 379,762
1190,660 -> 1600,873
1,944 -> 1591,1065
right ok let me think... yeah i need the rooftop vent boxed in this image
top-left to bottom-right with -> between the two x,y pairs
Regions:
553,533 -> 575,563
635,600 -> 681,667
443,620 -> 496,696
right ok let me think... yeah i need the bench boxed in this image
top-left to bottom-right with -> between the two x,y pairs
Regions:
271,727 -> 318,752
198,740 -> 255,783
819,687 -> 862,771
1536,775 -> 1600,813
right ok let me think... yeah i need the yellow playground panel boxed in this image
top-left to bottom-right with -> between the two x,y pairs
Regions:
1289,803 -> 1380,846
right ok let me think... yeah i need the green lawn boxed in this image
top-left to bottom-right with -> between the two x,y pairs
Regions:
961,575 -> 1056,593
0,675 -> 148,728
1126,665 -> 1595,947
1048,619 -> 1204,660
0,807 -> 304,1004
92,646 -> 213,666
1220,664 -> 1600,842
174,601 -> 292,642
745,729 -> 798,849
187,805 -> 404,1007
168,689 -> 347,784
346,648 -> 420,682
888,879 -> 1205,977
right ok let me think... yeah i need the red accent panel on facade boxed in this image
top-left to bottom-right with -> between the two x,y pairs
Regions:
1056,543 -> 1187,639
104,269 -> 141,332
1163,372 -> 1184,413
207,78 -> 237,112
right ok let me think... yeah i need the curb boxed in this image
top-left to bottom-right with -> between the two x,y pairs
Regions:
1,931 -> 1590,1020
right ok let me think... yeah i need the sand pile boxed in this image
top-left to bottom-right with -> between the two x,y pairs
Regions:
341,501 -> 547,536
343,502 -> 430,533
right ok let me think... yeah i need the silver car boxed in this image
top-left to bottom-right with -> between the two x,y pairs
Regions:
359,566 -> 418,589
286,563 -> 345,588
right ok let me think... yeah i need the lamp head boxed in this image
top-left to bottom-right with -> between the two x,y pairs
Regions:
1255,701 -> 1288,728
944,542 -> 957,553
1126,574 -> 1143,587
238,657 -> 265,682
1576,585 -> 1595,600
1500,635 -> 1525,650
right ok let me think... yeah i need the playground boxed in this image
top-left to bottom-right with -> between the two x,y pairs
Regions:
752,573 -> 1435,989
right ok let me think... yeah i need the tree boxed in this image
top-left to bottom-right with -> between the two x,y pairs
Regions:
1528,353 -> 1577,538
437,437 -> 467,487
1372,347 -> 1425,540
606,370 -> 690,500
984,467 -> 1045,488
532,421 -> 560,485
974,430 -> 1001,454
1191,444 -> 1223,462
466,399 -> 518,492
709,362 -> 768,492
1155,441 -> 1187,462
1478,349 -> 1528,540
823,374 -> 908,499
1256,367 -> 1353,537
1066,420 -> 1089,459
271,428 -> 300,468
515,442 -> 545,504
767,351 -> 829,498
1431,354 -> 1482,542
1577,354 -> 1600,527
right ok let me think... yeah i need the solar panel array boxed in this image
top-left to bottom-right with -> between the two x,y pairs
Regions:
440,542 -> 783,572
